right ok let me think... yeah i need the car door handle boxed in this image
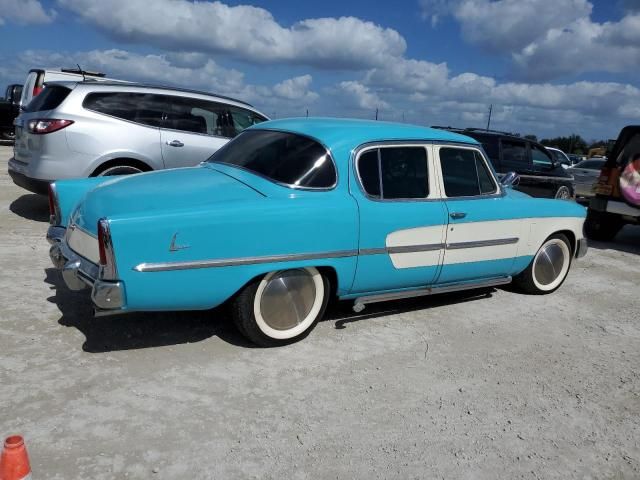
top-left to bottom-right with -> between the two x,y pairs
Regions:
449,212 -> 466,219
167,140 -> 184,147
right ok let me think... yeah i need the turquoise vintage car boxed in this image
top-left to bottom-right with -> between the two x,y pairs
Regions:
47,118 -> 588,346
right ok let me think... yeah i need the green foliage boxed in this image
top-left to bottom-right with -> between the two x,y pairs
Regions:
540,134 -> 588,154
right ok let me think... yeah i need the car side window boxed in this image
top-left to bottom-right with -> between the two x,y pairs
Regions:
166,97 -> 231,137
357,147 -> 428,199
501,140 -> 529,168
532,144 -> 553,167
83,92 -> 165,127
440,147 -> 497,197
358,150 -> 381,198
229,108 -> 267,132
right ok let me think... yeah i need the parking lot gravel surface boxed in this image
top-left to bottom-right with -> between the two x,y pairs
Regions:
1,145 -> 639,479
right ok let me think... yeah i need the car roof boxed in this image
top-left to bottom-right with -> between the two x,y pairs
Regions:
253,118 -> 480,152
44,80 -> 257,109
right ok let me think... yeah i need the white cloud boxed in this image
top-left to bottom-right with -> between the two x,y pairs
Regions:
513,14 -> 640,80
453,0 -> 592,53
364,58 -> 449,94
272,75 -> 319,102
420,0 -> 640,81
56,0 -> 406,69
0,0 -> 56,25
354,56 -> 640,137
336,81 -> 389,110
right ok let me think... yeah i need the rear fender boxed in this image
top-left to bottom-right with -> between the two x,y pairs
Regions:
52,176 -> 124,226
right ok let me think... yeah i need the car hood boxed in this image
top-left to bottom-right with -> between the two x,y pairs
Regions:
70,166 -> 264,234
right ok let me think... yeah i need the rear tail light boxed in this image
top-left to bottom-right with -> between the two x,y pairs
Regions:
48,184 -> 61,225
97,218 -> 118,280
33,85 -> 43,97
27,119 -> 74,135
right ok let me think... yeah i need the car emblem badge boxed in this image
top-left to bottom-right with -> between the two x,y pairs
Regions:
169,233 -> 190,252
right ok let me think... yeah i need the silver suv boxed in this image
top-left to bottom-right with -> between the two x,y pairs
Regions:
9,82 -> 268,194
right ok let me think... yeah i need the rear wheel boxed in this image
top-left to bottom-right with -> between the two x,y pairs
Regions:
95,164 -> 144,176
584,210 -> 623,241
514,234 -> 572,294
555,186 -> 572,200
232,267 -> 329,347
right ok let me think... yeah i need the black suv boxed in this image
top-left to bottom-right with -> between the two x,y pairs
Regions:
433,127 -> 574,199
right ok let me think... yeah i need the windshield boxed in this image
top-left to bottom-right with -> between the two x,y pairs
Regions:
207,129 -> 337,189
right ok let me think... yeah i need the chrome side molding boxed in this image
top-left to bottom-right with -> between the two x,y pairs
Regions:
351,276 -> 512,313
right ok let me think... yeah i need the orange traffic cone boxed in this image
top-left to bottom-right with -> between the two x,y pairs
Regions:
0,436 -> 31,480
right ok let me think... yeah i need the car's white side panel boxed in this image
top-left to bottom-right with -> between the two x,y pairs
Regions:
386,225 -> 445,268
442,218 -> 525,264
386,216 -> 584,269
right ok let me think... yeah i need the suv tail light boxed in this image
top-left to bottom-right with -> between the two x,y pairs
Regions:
97,218 -> 118,280
48,184 -> 61,225
27,119 -> 73,135
33,85 -> 43,97
594,166 -> 616,196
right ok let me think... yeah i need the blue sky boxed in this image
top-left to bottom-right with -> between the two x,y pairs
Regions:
1,0 -> 639,140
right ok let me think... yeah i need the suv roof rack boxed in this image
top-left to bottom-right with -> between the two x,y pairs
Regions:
78,80 -> 255,108
60,68 -> 106,78
431,125 -> 520,137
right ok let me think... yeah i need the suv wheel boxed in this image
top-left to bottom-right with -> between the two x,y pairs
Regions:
584,210 -> 623,241
555,186 -> 571,200
95,165 -> 144,176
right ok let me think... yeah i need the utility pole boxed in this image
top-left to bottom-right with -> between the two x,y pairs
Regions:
402,112 -> 405,123
306,109 -> 308,118
375,108 -> 378,121
486,104 -> 493,131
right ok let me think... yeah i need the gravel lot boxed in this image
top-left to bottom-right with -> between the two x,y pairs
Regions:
1,144 -> 639,479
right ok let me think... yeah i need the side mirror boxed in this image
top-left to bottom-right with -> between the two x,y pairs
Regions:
501,171 -> 520,188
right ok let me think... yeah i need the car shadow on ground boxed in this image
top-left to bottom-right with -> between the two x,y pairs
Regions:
45,268 -> 256,352
588,225 -> 640,256
46,266 -> 498,352
10,194 -> 49,222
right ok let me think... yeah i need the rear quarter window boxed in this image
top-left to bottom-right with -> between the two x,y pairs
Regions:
83,92 -> 166,127
23,86 -> 71,112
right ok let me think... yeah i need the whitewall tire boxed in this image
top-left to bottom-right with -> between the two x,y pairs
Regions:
232,267 -> 329,347
514,234 -> 572,294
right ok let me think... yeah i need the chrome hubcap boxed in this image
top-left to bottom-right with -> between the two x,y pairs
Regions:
534,243 -> 565,285
259,269 -> 317,331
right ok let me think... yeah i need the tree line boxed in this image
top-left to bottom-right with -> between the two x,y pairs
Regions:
523,134 -> 612,155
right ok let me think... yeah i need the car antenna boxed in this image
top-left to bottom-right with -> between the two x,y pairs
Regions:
77,64 -> 86,81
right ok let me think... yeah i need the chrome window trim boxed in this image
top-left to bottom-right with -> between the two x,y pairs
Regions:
434,144 -> 504,200
353,142 -> 437,202
210,129 -> 339,191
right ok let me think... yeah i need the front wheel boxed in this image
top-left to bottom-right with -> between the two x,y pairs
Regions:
514,234 -> 572,294
232,267 -> 329,347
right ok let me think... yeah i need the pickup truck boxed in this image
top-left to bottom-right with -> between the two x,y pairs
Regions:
0,84 -> 22,142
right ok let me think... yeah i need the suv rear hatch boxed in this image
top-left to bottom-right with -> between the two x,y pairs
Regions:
593,126 -> 640,209
14,85 -> 74,164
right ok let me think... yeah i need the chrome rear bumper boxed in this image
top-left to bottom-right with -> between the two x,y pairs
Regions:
47,226 -> 125,312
